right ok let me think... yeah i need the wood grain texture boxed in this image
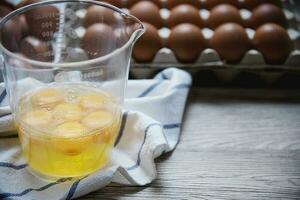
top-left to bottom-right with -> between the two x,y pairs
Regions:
80,88 -> 300,200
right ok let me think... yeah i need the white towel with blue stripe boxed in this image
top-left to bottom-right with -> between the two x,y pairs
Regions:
0,68 -> 191,200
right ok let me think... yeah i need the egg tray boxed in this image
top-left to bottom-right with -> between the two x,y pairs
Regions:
4,0 -> 300,85
126,0 -> 300,86
72,0 -> 300,72
130,67 -> 300,89
5,0 -> 300,70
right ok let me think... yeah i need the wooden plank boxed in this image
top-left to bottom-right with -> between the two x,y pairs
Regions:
80,88 -> 300,200
82,151 -> 300,200
181,91 -> 300,151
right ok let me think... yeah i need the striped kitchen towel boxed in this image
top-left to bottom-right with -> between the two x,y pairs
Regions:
0,68 -> 191,200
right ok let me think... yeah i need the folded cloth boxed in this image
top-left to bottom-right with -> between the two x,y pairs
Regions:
0,68 -> 191,200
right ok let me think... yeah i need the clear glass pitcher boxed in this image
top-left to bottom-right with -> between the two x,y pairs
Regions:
0,0 -> 144,180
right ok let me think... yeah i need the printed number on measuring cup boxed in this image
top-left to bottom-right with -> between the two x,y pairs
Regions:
42,31 -> 54,38
41,22 -> 53,29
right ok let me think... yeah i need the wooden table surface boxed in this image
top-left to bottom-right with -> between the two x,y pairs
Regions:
81,88 -> 300,200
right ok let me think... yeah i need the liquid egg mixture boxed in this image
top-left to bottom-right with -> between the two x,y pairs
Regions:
16,84 -> 121,178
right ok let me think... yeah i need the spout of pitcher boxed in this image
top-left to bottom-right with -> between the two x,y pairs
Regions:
126,15 -> 145,45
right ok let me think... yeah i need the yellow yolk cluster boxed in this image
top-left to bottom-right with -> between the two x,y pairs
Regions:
16,85 -> 121,178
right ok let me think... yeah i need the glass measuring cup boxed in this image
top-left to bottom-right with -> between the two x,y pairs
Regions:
0,0 -> 144,180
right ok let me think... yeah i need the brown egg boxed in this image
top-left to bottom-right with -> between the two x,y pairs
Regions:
167,4 -> 204,28
18,15 -> 29,36
81,23 -> 116,59
2,19 -> 26,52
20,36 -> 51,62
203,0 -> 240,10
165,0 -> 200,9
24,0 -> 59,41
127,0 -> 161,8
1,10 -> 29,51
130,1 -> 163,28
168,23 -> 206,63
250,4 -> 287,28
133,23 -> 162,62
240,0 -> 282,10
210,23 -> 250,63
253,23 -> 292,64
0,5 -> 12,19
97,0 -> 123,7
83,5 -> 117,27
207,4 -> 243,29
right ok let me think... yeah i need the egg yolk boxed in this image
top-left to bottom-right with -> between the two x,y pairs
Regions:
53,103 -> 82,122
80,94 -> 107,110
52,122 -> 92,155
82,110 -> 113,130
33,88 -> 63,108
23,109 -> 53,128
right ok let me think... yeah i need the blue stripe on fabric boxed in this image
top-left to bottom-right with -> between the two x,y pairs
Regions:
0,162 -> 27,170
126,122 -> 182,171
126,123 -> 161,171
114,112 -> 129,147
0,178 -> 69,199
0,113 -> 11,118
65,179 -> 81,200
0,90 -> 6,104
171,83 -> 191,90
154,71 -> 168,80
137,81 -> 162,98
163,123 -> 181,130
160,72 -> 168,80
